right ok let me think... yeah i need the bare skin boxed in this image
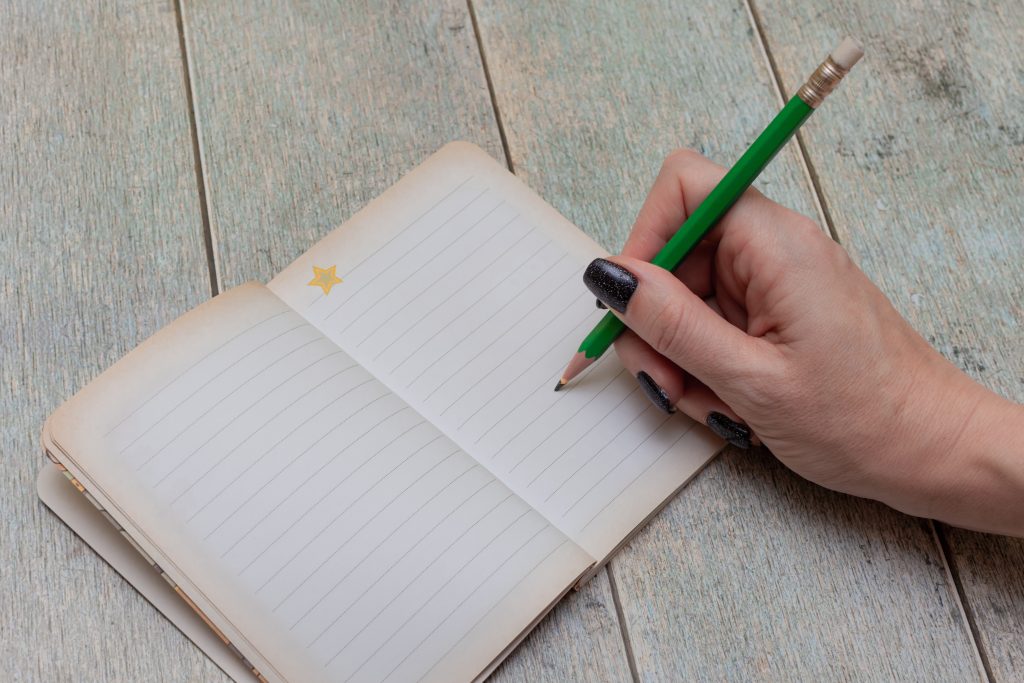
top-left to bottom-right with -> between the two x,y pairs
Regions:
586,149 -> 1024,537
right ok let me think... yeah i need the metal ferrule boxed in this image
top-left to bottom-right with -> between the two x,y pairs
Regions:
796,57 -> 849,108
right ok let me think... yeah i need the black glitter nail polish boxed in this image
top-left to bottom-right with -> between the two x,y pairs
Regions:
596,299 -> 607,309
637,371 -> 675,415
706,412 -> 752,449
583,258 -> 637,313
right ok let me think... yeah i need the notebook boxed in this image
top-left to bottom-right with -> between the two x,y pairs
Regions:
39,142 -> 723,683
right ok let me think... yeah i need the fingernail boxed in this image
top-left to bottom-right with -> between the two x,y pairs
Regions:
596,299 -> 607,309
706,412 -> 752,449
637,371 -> 675,415
583,258 -> 637,313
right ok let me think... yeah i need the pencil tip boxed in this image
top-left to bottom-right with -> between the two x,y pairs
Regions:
554,379 -> 567,392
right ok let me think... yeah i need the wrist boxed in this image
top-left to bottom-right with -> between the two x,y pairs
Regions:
899,378 -> 1024,536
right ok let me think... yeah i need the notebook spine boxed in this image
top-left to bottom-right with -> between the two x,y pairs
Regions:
46,453 -> 269,683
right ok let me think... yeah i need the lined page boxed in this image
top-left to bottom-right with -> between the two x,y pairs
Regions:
270,142 -> 722,560
48,283 -> 592,683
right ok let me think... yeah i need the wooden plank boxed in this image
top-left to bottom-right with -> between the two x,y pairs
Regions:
472,0 -> 986,679
489,571 -> 634,682
752,0 -> 1024,679
181,0 -> 507,290
178,1 -> 633,679
1,2 -> 225,681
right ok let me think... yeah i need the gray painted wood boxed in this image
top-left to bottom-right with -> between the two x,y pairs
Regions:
753,0 -> 1024,679
2,1 -> 226,681
10,0 -> 1019,681
178,0 -> 632,679
181,0 -> 506,290
472,0 -> 987,679
489,571 -> 633,682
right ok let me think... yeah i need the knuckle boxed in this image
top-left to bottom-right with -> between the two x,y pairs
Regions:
662,148 -> 701,172
646,297 -> 690,361
737,351 -> 788,411
793,214 -> 823,238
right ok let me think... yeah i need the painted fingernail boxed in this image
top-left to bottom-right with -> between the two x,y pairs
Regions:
706,412 -> 752,449
583,258 -> 637,313
637,371 -> 675,415
596,299 -> 607,309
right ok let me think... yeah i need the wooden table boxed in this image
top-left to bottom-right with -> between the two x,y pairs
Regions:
4,2 -> 1022,680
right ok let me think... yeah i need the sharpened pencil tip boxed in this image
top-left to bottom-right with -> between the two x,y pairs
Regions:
556,351 -> 598,391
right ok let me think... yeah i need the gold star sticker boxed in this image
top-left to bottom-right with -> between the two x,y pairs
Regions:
307,265 -> 343,295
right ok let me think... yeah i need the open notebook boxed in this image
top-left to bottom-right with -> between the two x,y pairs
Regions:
40,142 -> 722,682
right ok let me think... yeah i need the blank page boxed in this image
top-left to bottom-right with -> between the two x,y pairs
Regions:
46,283 -> 592,683
270,142 -> 722,560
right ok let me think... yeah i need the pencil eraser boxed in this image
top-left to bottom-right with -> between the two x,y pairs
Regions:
831,37 -> 864,70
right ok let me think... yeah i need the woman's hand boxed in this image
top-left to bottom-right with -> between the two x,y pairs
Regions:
585,149 -> 1024,536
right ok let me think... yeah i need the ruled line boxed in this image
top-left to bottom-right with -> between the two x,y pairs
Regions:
117,321 -> 307,452
378,530 -> 559,683
139,340 -> 338,473
267,428 -> 442,609
343,200 -> 505,335
311,174 -> 474,316
542,402 -> 654,504
189,374 -> 377,527
526,385 -> 640,488
301,479 -> 505,648
286,461 -> 481,631
423,248 -> 568,406
103,310 -> 291,437
173,364 -> 367,510
327,507 -> 536,670
578,421 -> 696,529
360,221 -> 533,354
505,368 -> 628,471
470,308 -> 598,445
398,233 -> 552,385
249,406 -> 419,586
232,395 -> 408,573
285,446 -> 463,630
410,540 -> 568,683
444,282 -> 587,426
322,184 -> 485,322
217,389 -> 398,558
309,491 -> 517,650
130,329 -> 324,464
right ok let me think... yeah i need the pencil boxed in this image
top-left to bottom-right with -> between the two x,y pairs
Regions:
556,37 -> 864,390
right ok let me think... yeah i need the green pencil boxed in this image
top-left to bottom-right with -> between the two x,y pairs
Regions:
557,37 -> 864,389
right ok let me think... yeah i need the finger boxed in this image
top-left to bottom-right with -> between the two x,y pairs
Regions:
622,149 -> 779,260
613,330 -> 685,413
584,255 -> 773,389
673,375 -> 758,449
614,332 -> 755,448
598,239 -> 716,309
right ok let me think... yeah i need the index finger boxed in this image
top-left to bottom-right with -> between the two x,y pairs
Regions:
622,148 -> 779,260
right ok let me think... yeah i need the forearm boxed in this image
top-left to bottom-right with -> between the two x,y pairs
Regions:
922,386 -> 1024,536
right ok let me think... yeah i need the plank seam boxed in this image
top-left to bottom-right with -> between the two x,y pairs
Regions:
741,0 -> 839,243
466,0 -> 515,173
606,563 -> 641,683
933,523 -> 995,682
744,3 -> 995,678
173,0 -> 221,296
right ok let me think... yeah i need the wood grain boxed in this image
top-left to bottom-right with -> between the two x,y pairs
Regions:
178,0 -> 632,679
489,571 -> 633,682
1,1 -> 225,681
472,0 -> 986,679
180,0 -> 506,290
752,0 -> 1024,679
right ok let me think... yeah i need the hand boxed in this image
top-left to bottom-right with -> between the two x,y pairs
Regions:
585,149 -> 1024,536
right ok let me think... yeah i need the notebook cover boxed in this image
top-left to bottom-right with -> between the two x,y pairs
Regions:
36,464 -> 256,682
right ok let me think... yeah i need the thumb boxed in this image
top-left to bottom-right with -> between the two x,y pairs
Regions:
583,256 -> 765,388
